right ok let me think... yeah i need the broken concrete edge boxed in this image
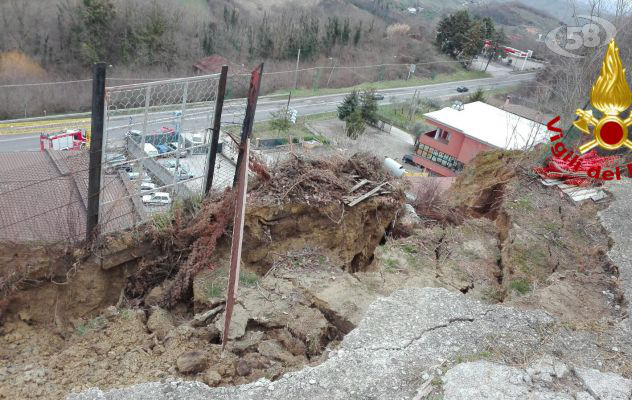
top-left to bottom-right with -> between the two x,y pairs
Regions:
443,360 -> 632,400
67,288 -> 631,400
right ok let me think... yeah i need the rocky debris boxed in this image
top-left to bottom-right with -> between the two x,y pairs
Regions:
63,288 -> 548,399
144,286 -> 165,307
69,287 -> 632,400
257,340 -> 296,364
215,304 -> 248,340
526,355 -> 569,383
176,351 -> 208,374
146,307 -> 174,340
191,305 -> 224,328
235,360 -> 252,377
203,370 -> 222,387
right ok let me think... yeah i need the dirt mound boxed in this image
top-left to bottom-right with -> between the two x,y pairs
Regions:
382,150 -> 625,324
250,152 -> 390,206
446,150 -> 520,219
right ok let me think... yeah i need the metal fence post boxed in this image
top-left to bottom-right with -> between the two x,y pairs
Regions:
205,65 -> 229,194
86,62 -> 107,240
173,81 -> 188,197
233,64 -> 264,186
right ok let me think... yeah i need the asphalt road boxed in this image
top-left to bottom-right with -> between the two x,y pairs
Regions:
0,73 -> 536,152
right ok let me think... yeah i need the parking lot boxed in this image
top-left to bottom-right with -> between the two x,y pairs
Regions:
103,137 -> 236,219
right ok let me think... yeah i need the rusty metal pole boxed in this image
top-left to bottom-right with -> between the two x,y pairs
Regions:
233,63 -> 264,186
205,65 -> 229,194
223,64 -> 264,350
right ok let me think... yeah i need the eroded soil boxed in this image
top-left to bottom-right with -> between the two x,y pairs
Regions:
0,151 -> 629,399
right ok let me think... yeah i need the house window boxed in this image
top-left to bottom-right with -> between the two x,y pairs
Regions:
436,129 -> 450,143
416,143 -> 464,172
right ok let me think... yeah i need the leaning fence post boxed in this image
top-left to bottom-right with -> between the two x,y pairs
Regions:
86,62 -> 107,240
233,63 -> 264,186
205,65 -> 229,193
222,63 -> 264,350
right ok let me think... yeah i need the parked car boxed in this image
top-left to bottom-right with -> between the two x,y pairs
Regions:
372,92 -> 385,100
155,144 -> 172,157
191,134 -> 204,147
142,192 -> 172,206
128,171 -> 140,180
167,142 -> 188,158
140,182 -> 157,193
144,143 -> 159,157
456,86 -> 469,93
402,154 -> 415,165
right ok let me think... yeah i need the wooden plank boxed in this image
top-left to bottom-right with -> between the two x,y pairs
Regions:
348,182 -> 387,207
222,138 -> 250,351
349,179 -> 370,193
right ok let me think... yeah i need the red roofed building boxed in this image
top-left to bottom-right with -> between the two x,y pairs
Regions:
193,55 -> 245,75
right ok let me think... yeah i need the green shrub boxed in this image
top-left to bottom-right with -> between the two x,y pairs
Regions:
510,279 -> 530,294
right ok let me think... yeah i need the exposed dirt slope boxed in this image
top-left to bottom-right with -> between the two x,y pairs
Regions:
0,153 -> 404,399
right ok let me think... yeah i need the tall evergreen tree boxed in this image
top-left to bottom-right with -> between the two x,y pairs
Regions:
461,20 -> 485,63
345,109 -> 366,139
338,90 -> 359,121
360,89 -> 378,126
435,10 -> 472,58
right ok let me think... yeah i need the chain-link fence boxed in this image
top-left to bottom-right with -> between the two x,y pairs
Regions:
0,68 -> 257,243
99,71 -> 252,228
0,60 -> 474,121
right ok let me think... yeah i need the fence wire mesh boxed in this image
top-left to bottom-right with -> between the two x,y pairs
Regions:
99,72 -> 251,230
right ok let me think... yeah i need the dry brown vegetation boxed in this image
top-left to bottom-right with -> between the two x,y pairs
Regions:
0,0 -> 465,118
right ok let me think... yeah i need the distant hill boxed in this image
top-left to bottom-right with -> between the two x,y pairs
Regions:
490,0 -> 592,23
470,1 -> 560,47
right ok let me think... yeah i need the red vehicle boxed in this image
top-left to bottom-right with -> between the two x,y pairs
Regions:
40,130 -> 87,151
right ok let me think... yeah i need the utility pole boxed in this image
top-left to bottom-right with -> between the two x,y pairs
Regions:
484,41 -> 497,73
326,58 -> 337,87
294,48 -> 301,89
86,62 -> 107,240
520,51 -> 530,71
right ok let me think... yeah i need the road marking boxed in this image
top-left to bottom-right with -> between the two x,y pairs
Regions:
0,135 -> 41,143
0,118 -> 90,135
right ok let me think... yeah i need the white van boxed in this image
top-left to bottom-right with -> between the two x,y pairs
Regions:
144,143 -> 159,158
